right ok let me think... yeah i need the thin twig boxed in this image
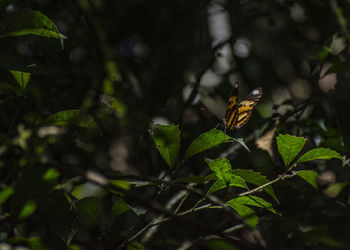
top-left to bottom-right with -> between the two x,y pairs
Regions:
174,189 -> 191,214
120,203 -> 212,249
238,164 -> 296,197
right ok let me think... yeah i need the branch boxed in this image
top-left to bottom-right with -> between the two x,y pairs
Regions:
118,203 -> 212,249
238,164 -> 296,197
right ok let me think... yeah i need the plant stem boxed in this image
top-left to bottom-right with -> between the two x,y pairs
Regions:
238,164 -> 296,197
118,203 -> 212,249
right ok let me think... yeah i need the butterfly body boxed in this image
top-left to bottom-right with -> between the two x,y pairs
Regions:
224,82 -> 262,131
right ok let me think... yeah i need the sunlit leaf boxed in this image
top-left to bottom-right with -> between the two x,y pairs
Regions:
39,109 -> 98,128
151,124 -> 180,168
184,129 -> 233,160
296,148 -> 343,163
205,158 -> 232,183
10,70 -> 31,89
232,169 -> 278,202
295,170 -> 318,190
127,242 -> 146,250
18,200 -> 37,220
205,158 -> 247,193
207,175 -> 247,194
0,10 -> 67,47
71,183 -> 106,200
228,203 -> 258,229
110,180 -> 131,190
42,168 -> 60,181
277,134 -> 306,166
227,195 -> 276,214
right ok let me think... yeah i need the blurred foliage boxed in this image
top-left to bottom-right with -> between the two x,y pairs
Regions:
0,0 -> 350,249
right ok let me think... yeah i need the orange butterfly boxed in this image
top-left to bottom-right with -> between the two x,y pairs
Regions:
223,81 -> 262,131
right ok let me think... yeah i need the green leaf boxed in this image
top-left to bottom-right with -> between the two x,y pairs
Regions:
323,182 -> 348,198
0,186 -> 14,206
227,195 -> 276,214
204,173 -> 217,181
276,134 -> 306,166
10,70 -> 31,89
110,199 -> 131,220
205,158 -> 232,183
42,168 -> 60,181
233,138 -> 250,152
205,158 -> 247,193
18,200 -> 37,220
39,109 -> 98,128
151,124 -> 180,168
207,176 -> 247,194
184,129 -> 233,160
232,169 -> 278,202
127,242 -> 146,250
27,237 -> 49,250
74,197 -> 102,228
295,170 -> 318,190
41,193 -> 78,245
0,10 -> 67,45
110,180 -> 131,190
207,180 -> 226,194
228,203 -> 258,229
296,148 -> 343,163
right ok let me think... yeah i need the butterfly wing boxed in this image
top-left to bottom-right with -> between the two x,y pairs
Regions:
224,82 -> 240,130
234,87 -> 262,129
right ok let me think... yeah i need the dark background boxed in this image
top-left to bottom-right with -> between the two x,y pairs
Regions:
1,0 -> 350,249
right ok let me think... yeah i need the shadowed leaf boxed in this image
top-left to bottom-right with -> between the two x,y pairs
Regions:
151,124 -> 180,168
39,109 -> 98,128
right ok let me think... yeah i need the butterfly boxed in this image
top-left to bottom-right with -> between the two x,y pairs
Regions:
223,81 -> 262,131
